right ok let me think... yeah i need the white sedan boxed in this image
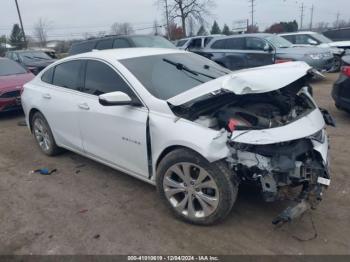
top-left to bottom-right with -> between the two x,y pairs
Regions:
22,48 -> 332,225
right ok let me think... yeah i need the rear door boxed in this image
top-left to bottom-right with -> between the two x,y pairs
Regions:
77,59 -> 149,177
38,60 -> 85,151
244,37 -> 275,67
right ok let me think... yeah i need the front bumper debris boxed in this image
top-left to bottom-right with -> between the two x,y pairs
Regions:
227,130 -> 330,224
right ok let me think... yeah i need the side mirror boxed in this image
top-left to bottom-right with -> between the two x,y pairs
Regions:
99,91 -> 134,106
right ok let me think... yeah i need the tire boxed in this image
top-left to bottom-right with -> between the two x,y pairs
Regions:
333,55 -> 342,72
31,112 -> 61,156
156,149 -> 239,225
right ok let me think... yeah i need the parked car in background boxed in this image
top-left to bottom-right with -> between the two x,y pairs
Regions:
332,55 -> 350,113
31,48 -> 58,59
5,50 -> 57,75
200,33 -> 334,72
0,58 -> 34,112
324,27 -> 350,42
68,35 -> 175,56
279,31 -> 349,71
22,48 -> 332,225
175,35 -> 223,53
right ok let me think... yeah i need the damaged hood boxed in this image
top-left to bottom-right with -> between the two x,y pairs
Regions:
168,61 -> 312,106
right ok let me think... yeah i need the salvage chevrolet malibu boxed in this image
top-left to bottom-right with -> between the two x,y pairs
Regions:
21,48 -> 333,225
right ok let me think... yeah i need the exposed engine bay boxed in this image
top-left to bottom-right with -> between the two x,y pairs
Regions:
170,74 -> 333,224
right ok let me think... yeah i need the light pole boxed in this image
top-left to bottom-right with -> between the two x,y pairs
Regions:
14,0 -> 27,48
165,0 -> 171,39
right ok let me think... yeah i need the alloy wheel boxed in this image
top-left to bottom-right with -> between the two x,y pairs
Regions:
163,162 -> 220,219
33,118 -> 51,152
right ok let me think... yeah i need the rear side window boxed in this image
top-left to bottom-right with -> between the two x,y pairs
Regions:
225,38 -> 245,49
95,39 -> 113,50
113,38 -> 131,48
69,41 -> 96,55
52,61 -> 83,90
83,60 -> 132,96
211,39 -> 226,49
41,67 -> 54,84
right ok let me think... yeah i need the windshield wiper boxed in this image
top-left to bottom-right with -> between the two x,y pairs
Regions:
163,58 -> 216,79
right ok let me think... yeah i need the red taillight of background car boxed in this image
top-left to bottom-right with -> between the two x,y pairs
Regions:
275,59 -> 293,64
341,66 -> 350,77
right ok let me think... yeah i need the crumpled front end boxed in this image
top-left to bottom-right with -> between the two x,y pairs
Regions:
226,107 -> 331,224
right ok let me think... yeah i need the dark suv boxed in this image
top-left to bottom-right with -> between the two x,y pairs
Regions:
68,35 -> 175,56
200,33 -> 334,71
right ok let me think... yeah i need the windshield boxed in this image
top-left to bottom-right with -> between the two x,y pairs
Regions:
120,53 -> 230,100
312,33 -> 333,44
130,36 -> 175,49
0,59 -> 27,76
265,35 -> 292,48
18,51 -> 52,63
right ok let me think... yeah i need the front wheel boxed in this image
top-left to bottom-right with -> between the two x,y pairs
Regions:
156,149 -> 238,225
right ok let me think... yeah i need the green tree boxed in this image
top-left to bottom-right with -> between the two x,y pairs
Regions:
10,24 -> 25,49
197,25 -> 208,36
0,35 -> 7,56
210,21 -> 221,34
222,24 -> 232,35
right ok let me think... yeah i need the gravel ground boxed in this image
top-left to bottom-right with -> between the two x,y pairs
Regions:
0,73 -> 349,255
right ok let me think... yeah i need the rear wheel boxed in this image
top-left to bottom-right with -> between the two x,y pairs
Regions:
156,149 -> 238,225
32,112 -> 61,156
333,55 -> 342,72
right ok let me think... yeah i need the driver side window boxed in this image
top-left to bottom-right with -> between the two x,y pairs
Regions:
83,60 -> 134,97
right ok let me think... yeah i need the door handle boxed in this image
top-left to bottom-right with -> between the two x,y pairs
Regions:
78,103 -> 90,110
42,93 -> 51,99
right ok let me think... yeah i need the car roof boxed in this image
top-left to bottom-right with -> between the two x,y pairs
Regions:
178,35 -> 223,41
74,34 -> 164,43
279,31 -> 318,36
66,47 -> 186,61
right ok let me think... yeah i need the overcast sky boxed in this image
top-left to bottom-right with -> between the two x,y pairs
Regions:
0,0 -> 349,40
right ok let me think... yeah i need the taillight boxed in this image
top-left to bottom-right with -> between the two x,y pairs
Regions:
275,59 -> 293,64
341,66 -> 350,77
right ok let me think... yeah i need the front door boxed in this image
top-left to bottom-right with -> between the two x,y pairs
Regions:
244,37 -> 275,67
77,59 -> 149,178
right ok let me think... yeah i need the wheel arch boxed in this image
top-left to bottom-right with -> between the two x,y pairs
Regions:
28,108 -> 41,132
155,145 -> 205,172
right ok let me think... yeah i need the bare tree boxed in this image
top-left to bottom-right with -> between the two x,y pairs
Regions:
157,0 -> 214,37
110,23 -> 135,35
33,18 -> 51,47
